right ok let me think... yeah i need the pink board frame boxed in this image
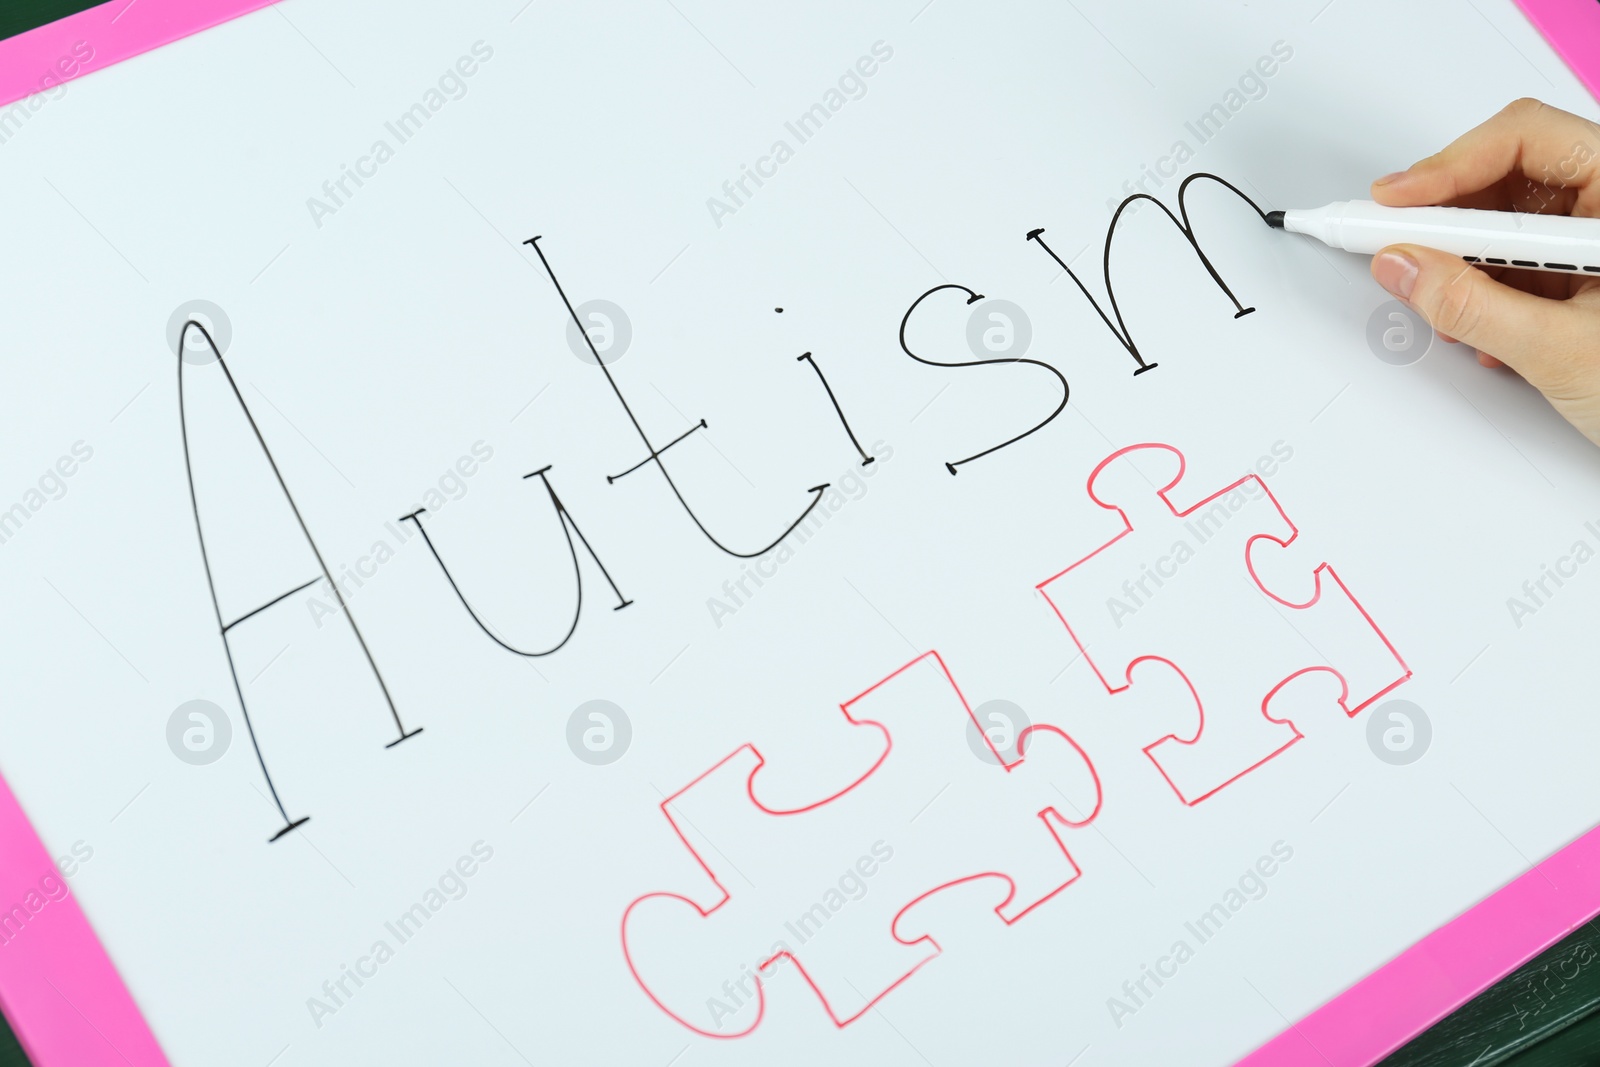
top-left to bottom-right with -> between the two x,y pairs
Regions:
1241,822 -> 1600,1065
0,0 -> 1596,1064
0,0 -> 276,108
0,768 -> 166,1065
1513,0 -> 1600,101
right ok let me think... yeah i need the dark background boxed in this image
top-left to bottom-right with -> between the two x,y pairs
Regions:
1,1 -> 101,42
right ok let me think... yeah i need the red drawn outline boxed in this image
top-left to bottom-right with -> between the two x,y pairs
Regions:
1036,443 -> 1411,806
620,650 -> 1102,1038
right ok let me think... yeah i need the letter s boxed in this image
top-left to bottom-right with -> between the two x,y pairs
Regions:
899,284 -> 1067,474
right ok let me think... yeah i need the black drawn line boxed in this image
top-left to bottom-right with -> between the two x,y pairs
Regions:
609,419 -> 706,483
797,352 -> 873,467
223,576 -> 322,632
401,465 -> 631,659
526,236 -> 829,558
650,382 -> 756,489
250,383 -> 358,489
897,283 -> 1069,475
1028,171 -> 1266,374
177,321 -> 421,843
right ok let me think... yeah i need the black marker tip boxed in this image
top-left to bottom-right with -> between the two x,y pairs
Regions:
1025,227 -> 1045,240
1264,211 -> 1285,229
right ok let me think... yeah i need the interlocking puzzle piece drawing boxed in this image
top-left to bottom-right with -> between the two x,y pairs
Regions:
1037,443 -> 1409,805
622,652 -> 1102,1038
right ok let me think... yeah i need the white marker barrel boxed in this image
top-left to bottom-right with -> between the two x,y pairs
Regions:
1282,200 -> 1600,274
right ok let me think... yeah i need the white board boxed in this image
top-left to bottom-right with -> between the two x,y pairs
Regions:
0,1 -> 1596,1063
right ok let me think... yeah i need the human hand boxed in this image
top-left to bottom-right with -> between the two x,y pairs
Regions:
1368,98 -> 1600,446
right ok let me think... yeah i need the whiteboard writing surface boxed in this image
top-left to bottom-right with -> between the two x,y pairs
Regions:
0,1 -> 1597,1064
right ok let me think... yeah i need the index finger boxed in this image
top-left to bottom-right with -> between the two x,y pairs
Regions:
1371,98 -> 1600,208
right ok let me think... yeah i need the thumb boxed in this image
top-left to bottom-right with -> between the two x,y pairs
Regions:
1371,244 -> 1574,385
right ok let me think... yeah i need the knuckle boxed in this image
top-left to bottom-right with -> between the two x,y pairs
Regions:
1425,275 -> 1486,340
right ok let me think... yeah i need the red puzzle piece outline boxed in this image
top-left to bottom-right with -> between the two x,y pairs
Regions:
1036,443 -> 1411,805
621,650 -> 1103,1038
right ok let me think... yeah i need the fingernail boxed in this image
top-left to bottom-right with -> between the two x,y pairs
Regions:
1374,170 -> 1409,186
1373,251 -> 1419,300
